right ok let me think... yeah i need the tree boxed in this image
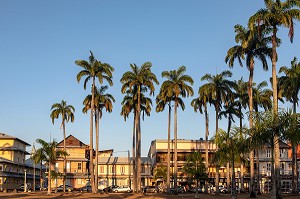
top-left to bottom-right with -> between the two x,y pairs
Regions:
120,62 -> 158,192
153,166 -> 168,187
83,85 -> 115,192
31,147 -> 47,191
50,100 -> 75,193
75,51 -> 114,193
249,2 -> 300,198
160,66 -> 194,193
201,70 -> 234,194
226,24 -> 272,197
156,91 -> 174,194
191,84 -> 212,193
121,86 -> 152,192
36,139 -> 68,195
183,151 -> 208,198
214,127 -> 248,199
279,57 -> 300,194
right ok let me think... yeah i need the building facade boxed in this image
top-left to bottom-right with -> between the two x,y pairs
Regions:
0,132 -> 42,191
148,139 -> 294,193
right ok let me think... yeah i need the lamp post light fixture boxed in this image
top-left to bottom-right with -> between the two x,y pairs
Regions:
24,169 -> 27,192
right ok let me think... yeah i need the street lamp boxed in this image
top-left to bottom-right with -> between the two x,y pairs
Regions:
24,169 -> 27,192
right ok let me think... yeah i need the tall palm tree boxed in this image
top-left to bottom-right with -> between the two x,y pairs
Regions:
160,66 -> 194,193
36,139 -> 68,195
200,70 -> 234,194
75,51 -> 114,193
121,63 -> 158,193
83,86 -> 115,192
191,84 -> 212,193
121,86 -> 153,192
50,100 -> 75,193
249,2 -> 300,198
156,92 -> 173,193
279,57 -> 300,194
225,24 -> 272,197
252,81 -> 273,113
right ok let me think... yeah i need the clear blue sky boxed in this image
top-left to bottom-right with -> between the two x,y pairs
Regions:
1,1 -> 300,156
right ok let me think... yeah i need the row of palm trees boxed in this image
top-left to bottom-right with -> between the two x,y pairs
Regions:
33,1 -> 300,198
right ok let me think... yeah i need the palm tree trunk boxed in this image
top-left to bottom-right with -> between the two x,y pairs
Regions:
132,114 -> 136,192
239,105 -> 245,192
137,116 -> 141,192
227,162 -> 230,192
271,27 -> 281,199
47,162 -> 51,195
205,108 -> 209,194
292,101 -> 298,194
40,161 -> 43,191
257,150 -> 261,195
215,103 -> 220,194
167,103 -> 171,194
248,59 -> 256,198
231,145 -> 237,199
62,121 -> 66,193
136,85 -> 141,193
90,79 -> 95,193
174,99 -> 178,194
95,111 -> 99,193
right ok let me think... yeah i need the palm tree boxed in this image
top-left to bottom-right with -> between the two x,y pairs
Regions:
82,86 -> 115,192
121,63 -> 158,193
75,51 -> 114,193
160,66 -> 194,193
249,2 -> 300,198
200,70 -> 234,194
279,57 -> 300,194
156,91 -> 174,193
50,100 -> 75,193
121,86 -> 153,192
36,139 -> 68,195
214,127 -> 248,199
191,84 -> 212,193
31,147 -> 47,191
153,166 -> 168,188
252,81 -> 272,194
225,24 -> 272,197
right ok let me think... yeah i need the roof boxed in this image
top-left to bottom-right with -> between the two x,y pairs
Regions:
25,158 -> 46,170
57,134 -> 87,148
0,132 -> 30,146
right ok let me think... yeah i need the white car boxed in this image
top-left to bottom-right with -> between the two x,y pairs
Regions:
112,185 -> 132,193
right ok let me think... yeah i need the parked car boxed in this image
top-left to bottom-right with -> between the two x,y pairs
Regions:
102,185 -> 118,193
142,186 -> 159,193
53,185 -> 74,192
170,186 -> 185,194
112,185 -> 132,193
19,183 -> 32,191
78,185 -> 92,192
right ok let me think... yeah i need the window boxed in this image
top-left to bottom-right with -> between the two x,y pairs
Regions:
266,149 -> 271,158
110,166 -> 115,173
99,166 -> 104,173
280,149 -> 284,158
17,158 -> 19,163
0,165 -> 3,171
267,163 -> 271,171
120,166 -> 125,174
78,163 -> 82,170
141,165 -> 145,173
67,162 -> 70,172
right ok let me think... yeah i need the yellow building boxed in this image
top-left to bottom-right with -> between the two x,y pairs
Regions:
54,135 -> 90,189
0,133 -> 30,191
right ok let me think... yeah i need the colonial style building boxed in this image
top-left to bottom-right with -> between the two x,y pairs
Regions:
55,135 -> 89,189
0,132 -> 40,191
54,135 -> 152,189
148,139 -> 294,193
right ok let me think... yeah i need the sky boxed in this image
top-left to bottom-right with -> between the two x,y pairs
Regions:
1,1 -> 300,157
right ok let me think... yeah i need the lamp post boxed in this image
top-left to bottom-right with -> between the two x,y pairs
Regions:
24,169 -> 27,192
